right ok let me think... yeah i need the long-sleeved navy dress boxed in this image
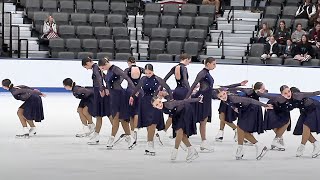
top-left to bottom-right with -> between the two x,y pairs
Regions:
72,85 -> 94,116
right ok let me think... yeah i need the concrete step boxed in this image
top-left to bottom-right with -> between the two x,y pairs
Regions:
13,51 -> 49,58
218,24 -> 256,31
207,47 -> 245,57
217,19 -> 259,26
206,45 -> 248,50
4,3 -> 16,12
223,11 -> 261,19
211,36 -> 251,44
231,0 -> 266,7
4,40 -> 39,51
210,29 -> 256,34
211,32 -> 253,38
200,55 -> 243,62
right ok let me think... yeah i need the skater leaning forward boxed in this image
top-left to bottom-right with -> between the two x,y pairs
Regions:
2,79 -> 45,138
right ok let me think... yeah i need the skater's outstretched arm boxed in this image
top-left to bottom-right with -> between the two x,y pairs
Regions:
164,97 -> 202,110
293,91 -> 320,100
229,95 -> 271,108
185,70 -> 206,98
256,92 -> 287,103
181,65 -> 190,90
113,66 -> 135,89
163,66 -> 175,82
155,76 -> 173,100
92,64 -> 105,91
130,76 -> 146,97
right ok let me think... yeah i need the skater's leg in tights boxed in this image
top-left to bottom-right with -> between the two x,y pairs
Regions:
147,124 -> 157,141
165,117 -> 172,132
275,121 -> 290,138
225,121 -> 237,130
130,115 -> 138,131
109,116 -> 113,126
111,113 -> 120,136
130,118 -> 134,131
309,133 -> 316,143
182,134 -> 191,147
120,119 -> 131,135
244,133 -> 258,144
237,126 -> 245,145
26,120 -> 35,128
200,117 -> 208,141
83,106 -> 93,124
95,117 -> 103,133
302,124 -> 314,144
77,108 -> 88,125
174,128 -> 183,149
219,113 -> 226,130
17,108 -> 28,127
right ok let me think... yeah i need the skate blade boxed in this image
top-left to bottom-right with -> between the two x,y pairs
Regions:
312,153 -> 320,158
128,143 -> 137,150
200,147 -> 214,152
187,154 -> 199,163
271,146 -> 285,151
145,150 -> 156,156
87,141 -> 99,145
236,155 -> 243,160
256,147 -> 268,160
15,135 -> 30,139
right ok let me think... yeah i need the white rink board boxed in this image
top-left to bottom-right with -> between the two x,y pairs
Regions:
0,59 -> 320,93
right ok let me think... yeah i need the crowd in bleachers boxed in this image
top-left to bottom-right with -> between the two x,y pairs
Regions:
247,0 -> 320,66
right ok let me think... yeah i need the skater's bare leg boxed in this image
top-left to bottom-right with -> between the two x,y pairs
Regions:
111,113 -> 120,136
219,113 -> 226,130
237,126 -> 245,145
200,117 -> 208,141
95,116 -> 103,133
244,133 -> 258,144
182,134 -> 192,147
83,106 -> 93,124
302,124 -> 314,144
77,108 -> 88,125
225,121 -> 237,130
26,120 -> 36,128
120,119 -> 131,135
147,124 -> 157,142
174,128 -> 183,149
17,108 -> 28,127
165,117 -> 172,132
275,121 -> 290,138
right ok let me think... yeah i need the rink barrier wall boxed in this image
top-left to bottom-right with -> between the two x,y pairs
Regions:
1,58 -> 320,101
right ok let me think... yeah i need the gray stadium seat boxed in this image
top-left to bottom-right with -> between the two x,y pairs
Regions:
144,3 -> 161,16
49,38 -> 65,58
26,0 -> 41,19
199,5 -> 216,24
99,39 -> 115,54
115,39 -> 132,53
89,14 -> 106,27
107,14 -> 126,27
269,0 -> 286,5
93,1 -> 110,15
33,12 -> 50,32
142,15 -> 160,38
82,39 -> 98,53
247,57 -> 264,64
94,27 -> 112,39
188,29 -> 206,48
160,15 -> 177,29
293,19 -> 309,30
169,28 -> 188,42
194,16 -> 210,31
282,6 -> 299,18
177,16 -> 194,29
65,38 -> 81,54
52,12 -> 69,25
167,41 -> 183,56
42,0 -> 58,12
286,0 -> 300,6
59,1 -> 75,13
156,54 -> 174,61
115,53 -> 132,61
58,52 -> 75,59
96,52 -> 114,60
148,40 -> 166,60
110,2 -> 127,16
283,58 -> 302,66
261,18 -> 277,29
150,28 -> 168,41
184,41 -> 200,58
302,59 -> 320,66
71,13 -> 88,26
76,1 -> 93,14
58,25 -> 76,38
78,52 -> 94,59
277,18 -> 293,29
248,43 -> 265,57
181,4 -> 198,17
265,58 -> 283,65
162,4 -> 179,16
113,27 -> 130,40
264,6 -> 281,19
76,26 -> 94,39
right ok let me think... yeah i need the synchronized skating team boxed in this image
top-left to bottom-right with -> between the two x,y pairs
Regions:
2,54 -> 320,162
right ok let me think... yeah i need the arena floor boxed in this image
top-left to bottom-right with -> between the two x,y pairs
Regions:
0,93 -> 319,180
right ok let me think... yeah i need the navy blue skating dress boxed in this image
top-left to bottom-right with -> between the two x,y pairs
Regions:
225,94 -> 266,134
91,63 -> 110,117
72,85 -> 95,116
217,83 -> 242,123
104,65 -> 135,121
9,85 -> 44,122
186,68 -> 214,123
162,98 -> 199,138
124,65 -> 144,118
131,75 -> 173,130
292,91 -> 320,135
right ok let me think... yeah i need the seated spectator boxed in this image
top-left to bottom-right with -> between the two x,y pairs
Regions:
295,0 -> 316,20
274,20 -> 291,45
291,23 -> 306,43
294,35 -> 313,62
261,36 -> 280,60
309,22 -> 320,44
257,23 -> 273,43
309,4 -> 320,27
41,16 -> 59,40
202,0 -> 220,13
251,0 -> 261,13
280,39 -> 296,59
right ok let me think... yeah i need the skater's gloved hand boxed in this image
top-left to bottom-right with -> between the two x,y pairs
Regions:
240,80 -> 248,86
265,104 -> 273,110
105,89 -> 110,96
129,97 -> 134,106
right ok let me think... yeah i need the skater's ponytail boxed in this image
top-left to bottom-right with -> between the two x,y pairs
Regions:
280,85 -> 290,93
127,56 -> 136,64
203,57 -> 216,65
63,78 -> 74,87
2,79 -> 13,89
290,87 -> 301,93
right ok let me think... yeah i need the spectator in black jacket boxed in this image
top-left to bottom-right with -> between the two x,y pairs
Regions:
308,22 -> 320,45
274,20 -> 291,45
280,39 -> 296,59
261,36 -> 280,60
294,35 -> 313,61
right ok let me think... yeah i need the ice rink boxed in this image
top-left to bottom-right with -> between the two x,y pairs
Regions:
1,93 -> 319,180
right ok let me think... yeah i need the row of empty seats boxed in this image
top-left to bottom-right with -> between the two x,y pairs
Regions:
260,17 -> 309,30
268,0 -> 317,6
57,52 -> 134,61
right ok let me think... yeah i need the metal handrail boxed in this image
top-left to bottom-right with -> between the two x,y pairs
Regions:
11,25 -> 20,57
18,39 -> 29,58
1,1 -> 4,47
217,30 -> 225,59
227,6 -> 235,33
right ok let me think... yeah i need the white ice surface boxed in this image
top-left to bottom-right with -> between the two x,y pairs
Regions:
0,93 -> 319,180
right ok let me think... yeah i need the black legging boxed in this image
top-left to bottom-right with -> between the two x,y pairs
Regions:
251,0 -> 261,9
